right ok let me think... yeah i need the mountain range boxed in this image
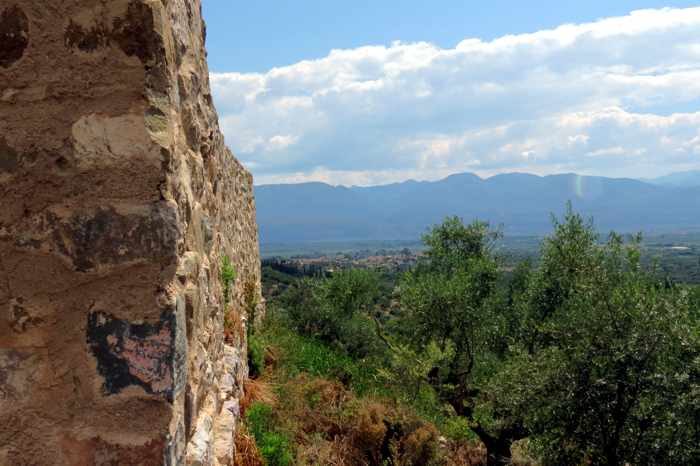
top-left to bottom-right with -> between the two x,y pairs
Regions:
254,172 -> 700,244
644,170 -> 700,188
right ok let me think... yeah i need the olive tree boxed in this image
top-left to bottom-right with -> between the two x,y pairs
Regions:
522,229 -> 700,465
398,217 -> 526,465
397,209 -> 700,465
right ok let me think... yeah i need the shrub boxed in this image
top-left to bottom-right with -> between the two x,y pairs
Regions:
352,402 -> 388,463
351,402 -> 441,466
220,255 -> 236,304
280,269 -> 383,359
442,416 -> 477,442
244,278 -> 260,335
258,432 -> 293,466
245,402 -> 294,466
248,335 -> 265,378
246,402 -> 275,441
401,423 -> 441,465
295,435 -> 353,466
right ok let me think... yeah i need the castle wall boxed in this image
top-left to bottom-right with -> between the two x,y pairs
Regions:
0,1 -> 262,464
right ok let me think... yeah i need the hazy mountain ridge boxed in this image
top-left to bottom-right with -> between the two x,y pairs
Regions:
645,170 -> 700,188
255,172 -> 700,243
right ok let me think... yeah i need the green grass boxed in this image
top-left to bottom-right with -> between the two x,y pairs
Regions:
246,402 -> 294,466
256,319 -> 380,395
255,317 -> 472,440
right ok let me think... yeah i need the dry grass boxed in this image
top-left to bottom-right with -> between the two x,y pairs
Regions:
296,435 -> 356,466
442,441 -> 487,465
236,329 -> 538,465
280,375 -> 349,439
233,425 -> 264,466
263,344 -> 280,369
511,439 -> 539,466
240,377 -> 277,417
270,374 -> 446,466
401,423 -> 441,465
441,439 -> 538,466
265,374 -> 359,464
224,307 -> 246,345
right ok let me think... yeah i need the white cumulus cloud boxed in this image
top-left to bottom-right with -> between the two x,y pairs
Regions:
210,7 -> 700,186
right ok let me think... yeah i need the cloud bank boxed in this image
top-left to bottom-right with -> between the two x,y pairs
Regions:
210,7 -> 700,186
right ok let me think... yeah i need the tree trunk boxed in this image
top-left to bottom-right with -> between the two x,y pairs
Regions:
603,443 -> 620,466
472,424 -> 526,466
482,437 -> 513,466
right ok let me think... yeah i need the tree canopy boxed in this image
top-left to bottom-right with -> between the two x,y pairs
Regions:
397,208 -> 700,465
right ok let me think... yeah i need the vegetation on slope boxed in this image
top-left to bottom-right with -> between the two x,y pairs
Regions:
238,206 -> 700,466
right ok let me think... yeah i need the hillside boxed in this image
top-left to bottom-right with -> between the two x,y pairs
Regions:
255,172 -> 700,243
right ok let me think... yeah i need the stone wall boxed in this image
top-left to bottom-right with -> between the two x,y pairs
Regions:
0,1 -> 263,464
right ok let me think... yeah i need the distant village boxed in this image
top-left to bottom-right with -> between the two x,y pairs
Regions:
263,248 -> 422,275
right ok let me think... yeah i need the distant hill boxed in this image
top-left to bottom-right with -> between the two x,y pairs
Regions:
646,170 -> 700,188
255,172 -> 700,243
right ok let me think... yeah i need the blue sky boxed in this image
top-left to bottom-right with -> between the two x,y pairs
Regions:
203,1 -> 698,72
203,2 -> 700,185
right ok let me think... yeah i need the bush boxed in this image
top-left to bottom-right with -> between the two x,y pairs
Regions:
246,402 -> 275,441
401,423 -> 441,466
258,432 -> 293,466
244,278 -> 260,335
280,269 -> 383,359
248,335 -> 265,378
220,255 -> 237,304
245,402 -> 294,466
442,416 -> 477,442
352,402 -> 441,466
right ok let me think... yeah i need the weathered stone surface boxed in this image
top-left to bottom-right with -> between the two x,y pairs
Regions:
71,113 -> 163,170
59,435 -> 168,466
0,137 -> 19,172
0,349 -> 38,402
187,411 -> 215,466
0,0 -> 263,464
0,5 -> 28,68
214,399 -> 239,465
87,309 -> 182,401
